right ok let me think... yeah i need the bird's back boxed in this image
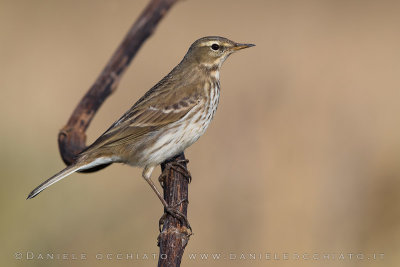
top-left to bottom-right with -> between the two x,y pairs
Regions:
78,60 -> 219,167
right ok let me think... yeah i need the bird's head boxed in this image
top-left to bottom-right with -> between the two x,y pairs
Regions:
185,36 -> 255,69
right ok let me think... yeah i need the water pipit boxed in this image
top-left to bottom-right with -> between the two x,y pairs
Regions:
27,36 -> 254,227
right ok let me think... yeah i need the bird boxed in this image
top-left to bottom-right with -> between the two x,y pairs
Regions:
27,36 -> 254,222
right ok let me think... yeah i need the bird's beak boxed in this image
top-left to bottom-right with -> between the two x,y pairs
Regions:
232,43 -> 255,51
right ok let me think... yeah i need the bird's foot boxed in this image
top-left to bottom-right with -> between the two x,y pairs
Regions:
159,160 -> 191,187
159,199 -> 191,233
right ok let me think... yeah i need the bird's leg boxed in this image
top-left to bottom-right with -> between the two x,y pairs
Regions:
142,166 -> 191,232
143,166 -> 168,207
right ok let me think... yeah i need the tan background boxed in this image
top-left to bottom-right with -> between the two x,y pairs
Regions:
1,0 -> 400,266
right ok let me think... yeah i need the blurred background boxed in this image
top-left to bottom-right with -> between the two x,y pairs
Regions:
1,0 -> 400,266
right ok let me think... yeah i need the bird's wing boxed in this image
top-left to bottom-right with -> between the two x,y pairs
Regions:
82,88 -> 202,152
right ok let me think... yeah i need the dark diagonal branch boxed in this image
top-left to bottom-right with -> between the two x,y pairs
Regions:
56,0 -> 191,266
58,0 -> 178,167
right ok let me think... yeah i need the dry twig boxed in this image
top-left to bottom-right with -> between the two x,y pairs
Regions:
56,1 -> 190,266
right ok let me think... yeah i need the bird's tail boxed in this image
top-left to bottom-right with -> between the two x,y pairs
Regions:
27,164 -> 84,199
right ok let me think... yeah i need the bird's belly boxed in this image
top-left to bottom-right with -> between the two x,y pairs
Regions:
137,103 -> 217,166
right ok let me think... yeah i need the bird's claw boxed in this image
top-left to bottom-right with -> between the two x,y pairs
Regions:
162,159 -> 192,184
159,199 -> 191,233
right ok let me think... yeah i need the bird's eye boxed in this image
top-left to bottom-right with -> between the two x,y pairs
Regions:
211,43 -> 220,50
